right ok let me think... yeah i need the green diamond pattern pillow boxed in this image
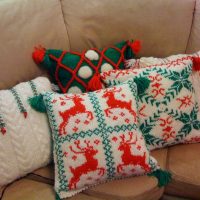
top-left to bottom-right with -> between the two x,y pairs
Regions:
29,78 -> 171,198
101,59 -> 200,149
32,40 -> 140,94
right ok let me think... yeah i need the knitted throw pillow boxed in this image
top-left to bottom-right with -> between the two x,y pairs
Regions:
32,40 -> 141,94
0,77 -> 52,186
101,59 -> 200,150
125,51 -> 200,103
29,78 -> 171,198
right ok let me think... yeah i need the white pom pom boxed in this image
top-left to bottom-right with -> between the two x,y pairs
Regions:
78,66 -> 93,79
101,63 -> 113,72
67,86 -> 82,94
85,50 -> 99,61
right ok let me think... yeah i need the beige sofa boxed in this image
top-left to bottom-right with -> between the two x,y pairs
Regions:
0,0 -> 200,199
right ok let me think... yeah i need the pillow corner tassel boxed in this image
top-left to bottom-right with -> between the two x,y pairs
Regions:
32,45 -> 46,64
148,168 -> 172,187
134,77 -> 150,96
56,193 -> 61,200
88,73 -> 103,91
192,57 -> 200,71
28,94 -> 46,113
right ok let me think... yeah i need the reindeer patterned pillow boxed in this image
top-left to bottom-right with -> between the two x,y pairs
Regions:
37,78 -> 162,198
101,58 -> 200,150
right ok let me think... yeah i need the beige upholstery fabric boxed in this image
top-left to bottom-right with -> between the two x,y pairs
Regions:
61,0 -> 195,57
166,143 -> 200,199
27,149 -> 167,200
1,178 -> 102,200
0,0 -> 70,90
187,0 -> 200,53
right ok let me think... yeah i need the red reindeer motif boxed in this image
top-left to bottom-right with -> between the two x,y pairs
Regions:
102,87 -> 137,122
59,95 -> 93,135
117,132 -> 150,173
69,140 -> 105,189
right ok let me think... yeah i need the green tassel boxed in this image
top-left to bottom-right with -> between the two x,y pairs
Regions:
55,193 -> 61,200
134,77 -> 150,96
148,169 -> 172,187
28,94 -> 46,113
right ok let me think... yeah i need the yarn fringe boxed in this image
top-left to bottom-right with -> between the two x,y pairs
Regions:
1,127 -> 6,135
134,77 -> 150,96
148,169 -> 172,187
88,73 -> 103,91
56,193 -> 61,200
28,94 -> 46,113
192,57 -> 200,71
32,45 -> 46,64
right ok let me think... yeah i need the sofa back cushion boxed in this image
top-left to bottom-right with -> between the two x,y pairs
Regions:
0,0 -> 70,90
60,0 -> 195,57
0,0 -> 199,90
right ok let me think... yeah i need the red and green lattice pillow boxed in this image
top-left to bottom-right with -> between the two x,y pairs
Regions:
32,40 -> 141,93
29,78 -> 171,198
101,58 -> 200,150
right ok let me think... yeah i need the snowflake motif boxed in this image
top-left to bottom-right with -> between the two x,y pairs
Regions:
60,101 -> 66,106
75,119 -> 81,124
112,136 -> 118,142
87,176 -> 92,180
94,139 -> 100,145
73,127 -> 78,132
72,155 -> 77,161
120,112 -> 125,117
84,120 -> 89,125
113,116 -> 118,120
51,99 -> 57,104
177,104 -> 200,136
125,118 -> 130,123
131,169 -> 135,173
63,152 -> 68,157
137,145 -> 141,150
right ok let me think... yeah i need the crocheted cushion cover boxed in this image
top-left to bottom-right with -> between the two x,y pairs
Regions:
38,79 -> 161,198
101,59 -> 200,150
125,51 -> 200,103
0,77 -> 52,186
32,40 -> 140,94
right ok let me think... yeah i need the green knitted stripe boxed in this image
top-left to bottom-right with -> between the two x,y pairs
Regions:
10,88 -> 27,115
28,80 -> 38,96
60,128 -> 102,143
88,92 -> 116,178
0,113 -> 6,128
43,92 -> 68,193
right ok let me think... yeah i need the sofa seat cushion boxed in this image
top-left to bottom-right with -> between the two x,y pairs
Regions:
27,148 -> 168,200
166,143 -> 200,199
0,179 -> 102,200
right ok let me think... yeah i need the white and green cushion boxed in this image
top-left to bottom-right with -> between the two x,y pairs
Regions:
29,78 -> 171,198
0,77 -> 52,186
101,58 -> 200,150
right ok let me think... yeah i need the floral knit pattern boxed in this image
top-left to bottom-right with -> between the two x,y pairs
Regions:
101,59 -> 200,150
41,78 -> 159,198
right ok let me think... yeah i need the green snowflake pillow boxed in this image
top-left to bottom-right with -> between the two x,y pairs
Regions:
101,58 -> 200,150
29,78 -> 171,198
32,40 -> 140,94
